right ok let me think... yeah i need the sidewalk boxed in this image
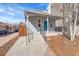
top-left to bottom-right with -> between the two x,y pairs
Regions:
0,32 -> 19,56
6,34 -> 49,56
0,33 -> 19,47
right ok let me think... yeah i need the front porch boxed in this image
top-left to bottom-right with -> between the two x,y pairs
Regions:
24,10 -> 63,37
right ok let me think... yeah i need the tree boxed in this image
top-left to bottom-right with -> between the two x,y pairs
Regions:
63,3 -> 78,41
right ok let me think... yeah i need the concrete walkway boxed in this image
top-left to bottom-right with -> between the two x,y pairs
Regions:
6,33 -> 49,56
0,33 -> 19,47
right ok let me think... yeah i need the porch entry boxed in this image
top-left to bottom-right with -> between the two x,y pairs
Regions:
44,21 -> 47,31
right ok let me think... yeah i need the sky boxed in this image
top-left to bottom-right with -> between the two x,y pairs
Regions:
0,3 -> 48,24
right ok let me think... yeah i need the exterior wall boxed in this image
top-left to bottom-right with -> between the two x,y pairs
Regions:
48,3 -> 63,32
0,25 -> 6,31
55,19 -> 63,27
55,19 -> 63,32
49,3 -> 63,17
0,23 -> 8,34
0,23 -> 7,31
8,25 -> 16,33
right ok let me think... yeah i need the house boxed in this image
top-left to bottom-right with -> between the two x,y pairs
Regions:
0,22 -> 18,35
0,22 -> 7,34
6,23 -> 18,33
25,10 -> 63,35
24,3 -> 79,42
24,4 -> 64,44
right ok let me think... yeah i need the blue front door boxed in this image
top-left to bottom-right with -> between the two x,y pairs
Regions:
44,21 -> 47,31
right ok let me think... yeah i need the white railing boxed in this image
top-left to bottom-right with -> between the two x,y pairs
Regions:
26,20 -> 38,33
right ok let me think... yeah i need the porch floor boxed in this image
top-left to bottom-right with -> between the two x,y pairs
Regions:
46,35 -> 79,56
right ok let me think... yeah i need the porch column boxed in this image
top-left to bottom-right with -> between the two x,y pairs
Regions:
26,15 -> 29,44
47,17 -> 49,33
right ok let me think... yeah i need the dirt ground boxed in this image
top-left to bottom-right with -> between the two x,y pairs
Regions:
46,35 -> 79,56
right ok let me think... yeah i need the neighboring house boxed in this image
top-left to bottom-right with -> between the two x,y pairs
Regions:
6,23 -> 17,33
0,22 -> 18,35
0,22 -> 7,34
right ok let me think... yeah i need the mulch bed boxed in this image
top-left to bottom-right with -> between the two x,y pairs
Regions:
0,35 -> 19,56
46,35 -> 79,56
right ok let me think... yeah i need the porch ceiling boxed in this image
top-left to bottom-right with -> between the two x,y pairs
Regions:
24,10 -> 63,20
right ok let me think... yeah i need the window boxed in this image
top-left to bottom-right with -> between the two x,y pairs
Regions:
50,20 -> 52,27
38,20 -> 41,27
